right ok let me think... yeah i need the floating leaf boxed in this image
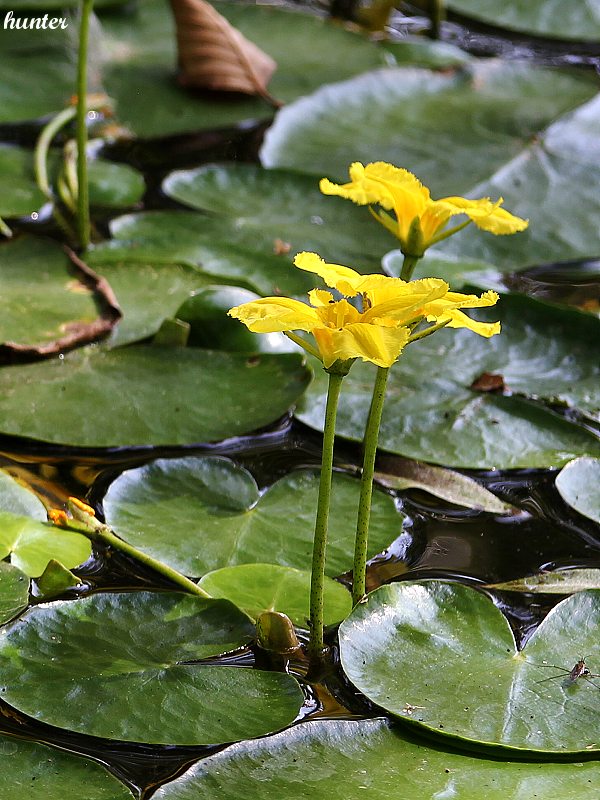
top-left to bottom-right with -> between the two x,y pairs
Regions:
487,568 -> 600,594
0,347 -> 310,447
35,559 -> 83,599
0,561 -> 29,624
446,0 -> 600,41
154,717 -> 600,800
198,564 -> 351,627
169,0 -> 276,97
297,293 -> 600,468
0,236 -> 120,358
555,457 -> 600,523
340,581 -> 600,754
374,458 -> 514,513
0,144 -> 46,218
0,731 -> 132,800
0,591 -> 303,744
0,470 -> 46,520
103,458 -> 404,577
0,511 -> 91,577
261,61 -> 596,195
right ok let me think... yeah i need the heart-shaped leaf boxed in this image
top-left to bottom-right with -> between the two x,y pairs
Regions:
296,293 -> 600,468
0,561 -> 29,624
0,512 -> 91,577
0,347 -> 310,447
0,731 -> 133,800
0,470 -> 46,520
445,0 -> 600,41
103,458 -> 404,578
198,563 -> 351,627
153,717 -> 600,800
339,581 -> 600,754
555,457 -> 600,523
487,568 -> 600,594
0,590 -> 303,744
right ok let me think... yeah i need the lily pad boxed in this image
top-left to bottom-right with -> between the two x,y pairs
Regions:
0,732 -> 133,800
487,568 -> 600,594
198,563 -> 351,627
154,717 -> 600,800
0,511 -> 91,577
339,581 -> 600,754
0,346 -> 310,447
0,470 -> 46,519
0,561 -> 29,624
296,293 -> 600,468
96,261 -> 212,347
0,236 -> 118,356
446,0 -> 600,41
555,457 -> 600,523
0,591 -> 303,744
260,60 -> 597,196
103,458 -> 404,577
89,164 -> 391,294
437,94 -> 600,269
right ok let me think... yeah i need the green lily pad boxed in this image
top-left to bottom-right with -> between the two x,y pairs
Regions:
0,732 -> 133,800
103,458 -> 404,577
487,568 -> 600,593
96,261 -> 212,347
0,470 -> 46,520
296,293 -> 600,468
154,717 -> 600,800
0,145 -> 144,218
0,511 -> 91,577
0,144 -> 46,218
198,563 -> 351,627
437,95 -> 600,268
555,457 -> 600,523
0,236 -> 113,354
0,346 -> 310,447
446,0 -> 600,41
34,558 -> 83,599
99,0 -> 396,138
89,164 -> 391,294
175,286 -> 296,353
260,60 -> 597,196
0,561 -> 29,624
0,590 -> 303,744
339,581 -> 600,754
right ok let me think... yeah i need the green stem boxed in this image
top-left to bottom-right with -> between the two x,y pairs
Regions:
34,106 -> 77,198
284,331 -> 322,361
309,371 -> 344,661
400,254 -> 420,281
76,0 -> 94,249
93,526 -> 210,598
429,0 -> 445,38
353,366 -> 389,605
429,218 -> 471,247
407,318 -> 450,344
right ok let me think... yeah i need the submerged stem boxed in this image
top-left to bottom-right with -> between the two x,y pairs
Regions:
309,371 -> 345,662
76,0 -> 94,248
353,366 -> 389,605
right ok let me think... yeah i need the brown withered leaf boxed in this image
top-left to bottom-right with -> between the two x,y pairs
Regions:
169,0 -> 278,102
0,248 -> 121,363
470,372 -> 506,393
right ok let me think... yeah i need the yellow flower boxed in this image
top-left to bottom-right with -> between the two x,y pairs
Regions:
320,162 -> 528,257
228,253 -> 501,369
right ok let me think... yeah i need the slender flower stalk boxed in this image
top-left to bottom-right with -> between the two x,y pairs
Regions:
76,0 -> 94,248
353,365 -> 389,605
49,499 -> 210,598
309,370 -> 345,660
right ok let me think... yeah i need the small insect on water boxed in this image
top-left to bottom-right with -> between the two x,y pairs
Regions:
533,657 -> 600,689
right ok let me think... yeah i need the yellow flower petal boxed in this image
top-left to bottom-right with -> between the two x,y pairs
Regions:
428,309 -> 501,338
308,289 -> 335,307
228,297 -> 320,333
313,322 -> 411,368
442,196 -> 528,235
294,251 -> 363,296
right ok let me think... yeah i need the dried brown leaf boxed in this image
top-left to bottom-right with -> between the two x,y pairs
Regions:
169,0 -> 278,102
